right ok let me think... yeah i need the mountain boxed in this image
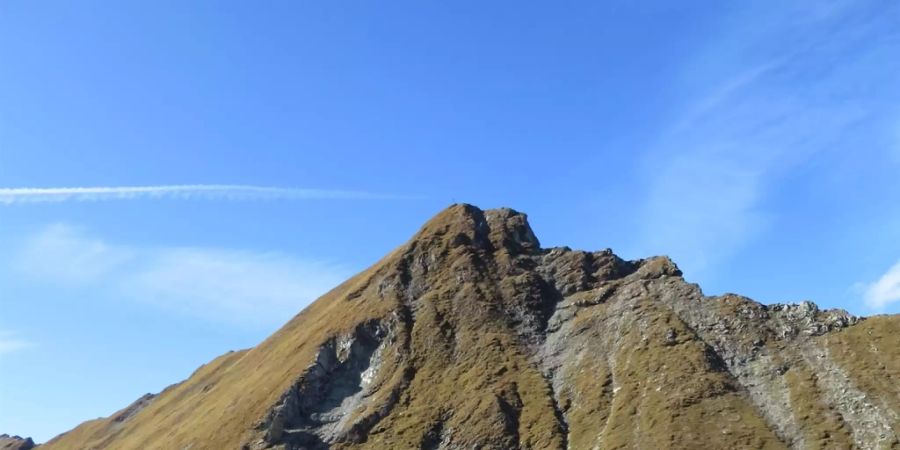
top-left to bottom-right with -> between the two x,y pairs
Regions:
0,435 -> 35,450
36,204 -> 899,449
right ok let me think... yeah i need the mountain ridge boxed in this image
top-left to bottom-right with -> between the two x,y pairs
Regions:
0,434 -> 35,450
31,204 -> 900,449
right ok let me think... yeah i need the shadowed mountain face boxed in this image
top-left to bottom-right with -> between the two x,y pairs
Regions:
36,205 -> 900,449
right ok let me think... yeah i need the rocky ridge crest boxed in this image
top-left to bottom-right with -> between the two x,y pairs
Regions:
0,434 -> 35,450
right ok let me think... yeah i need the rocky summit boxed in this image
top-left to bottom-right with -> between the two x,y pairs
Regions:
34,205 -> 899,449
0,434 -> 35,450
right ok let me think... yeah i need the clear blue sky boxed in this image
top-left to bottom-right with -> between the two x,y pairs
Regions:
1,0 -> 899,442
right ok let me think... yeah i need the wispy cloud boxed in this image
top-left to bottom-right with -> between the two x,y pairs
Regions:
0,331 -> 32,357
631,1 -> 900,274
14,224 -> 350,326
860,260 -> 900,310
16,224 -> 136,285
0,185 -> 412,205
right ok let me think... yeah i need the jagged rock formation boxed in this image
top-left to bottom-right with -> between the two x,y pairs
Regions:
0,434 -> 35,450
38,205 -> 900,449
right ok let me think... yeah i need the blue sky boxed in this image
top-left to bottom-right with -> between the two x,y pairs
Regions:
1,0 -> 899,442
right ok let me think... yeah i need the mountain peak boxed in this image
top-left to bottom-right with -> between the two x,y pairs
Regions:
413,204 -> 540,255
0,434 -> 35,450
39,205 -> 900,450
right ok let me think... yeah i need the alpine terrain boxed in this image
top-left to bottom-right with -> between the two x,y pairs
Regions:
23,205 -> 900,449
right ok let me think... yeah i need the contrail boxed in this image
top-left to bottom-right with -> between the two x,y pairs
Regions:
0,185 -> 412,204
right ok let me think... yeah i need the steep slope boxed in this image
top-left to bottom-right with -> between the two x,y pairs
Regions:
40,204 -> 900,450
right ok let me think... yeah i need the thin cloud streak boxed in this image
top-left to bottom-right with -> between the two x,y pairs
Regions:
0,185 -> 415,204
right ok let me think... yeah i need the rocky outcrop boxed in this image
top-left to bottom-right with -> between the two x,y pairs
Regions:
40,204 -> 900,450
252,319 -> 405,449
0,434 -> 35,450
110,393 -> 157,424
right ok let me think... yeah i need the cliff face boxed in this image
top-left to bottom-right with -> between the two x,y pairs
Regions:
39,205 -> 900,449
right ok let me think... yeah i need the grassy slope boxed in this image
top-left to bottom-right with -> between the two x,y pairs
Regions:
824,316 -> 900,441
41,258 -> 399,450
